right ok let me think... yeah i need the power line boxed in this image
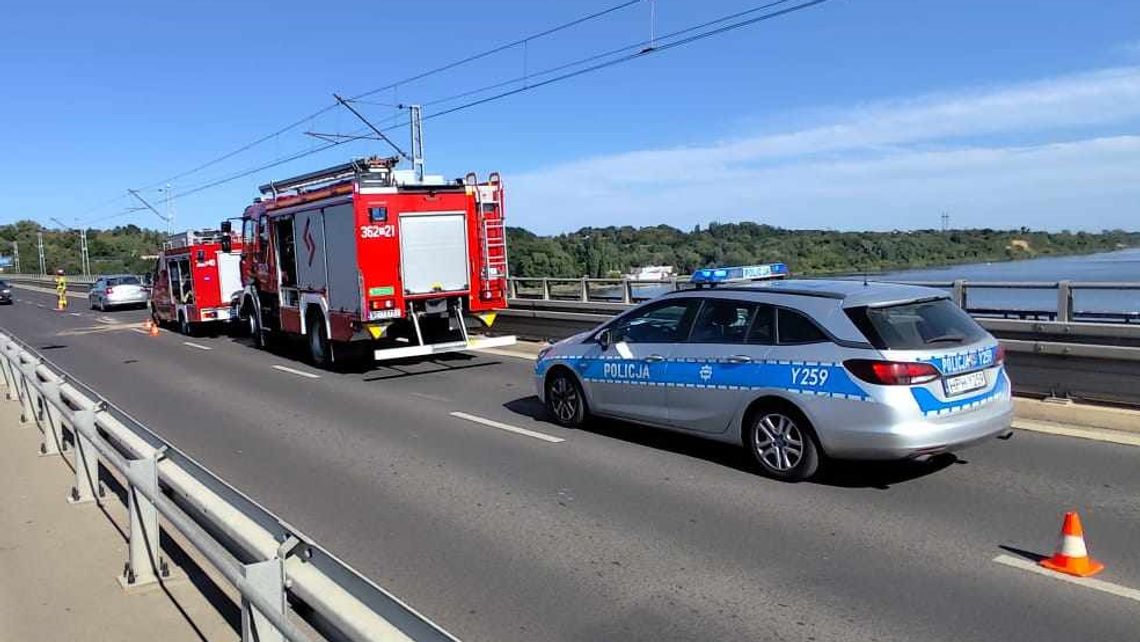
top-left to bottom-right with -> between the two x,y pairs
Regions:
133,0 -> 641,193
424,0 -> 819,116
348,0 -> 642,101
132,0 -> 833,206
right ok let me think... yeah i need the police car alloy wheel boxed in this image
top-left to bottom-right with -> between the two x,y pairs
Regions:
546,371 -> 586,427
748,410 -> 820,481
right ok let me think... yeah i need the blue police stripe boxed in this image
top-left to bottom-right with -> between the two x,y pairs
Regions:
910,368 -> 1008,416
540,356 -> 870,401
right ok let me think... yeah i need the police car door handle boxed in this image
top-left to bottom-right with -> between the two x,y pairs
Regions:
644,354 -> 666,363
727,355 -> 752,364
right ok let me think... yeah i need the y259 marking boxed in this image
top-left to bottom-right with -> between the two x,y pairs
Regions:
791,367 -> 829,388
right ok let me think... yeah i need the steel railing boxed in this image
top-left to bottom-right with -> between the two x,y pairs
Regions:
506,277 -> 1140,324
0,329 -> 460,642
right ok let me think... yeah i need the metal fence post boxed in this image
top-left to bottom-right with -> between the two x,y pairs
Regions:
68,409 -> 104,504
542,278 -> 551,301
1057,281 -> 1073,323
38,378 -> 65,456
580,279 -> 589,303
508,278 -> 518,300
241,557 -> 286,642
119,452 -> 168,589
952,280 -> 966,309
622,280 -> 633,304
16,358 -> 41,425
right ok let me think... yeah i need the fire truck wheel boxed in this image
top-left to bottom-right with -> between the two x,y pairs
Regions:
178,313 -> 194,337
545,369 -> 588,428
248,312 -> 267,349
307,311 -> 332,368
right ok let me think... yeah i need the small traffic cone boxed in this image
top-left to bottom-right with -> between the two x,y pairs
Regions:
148,322 -> 160,337
1040,511 -> 1104,577
143,318 -> 153,331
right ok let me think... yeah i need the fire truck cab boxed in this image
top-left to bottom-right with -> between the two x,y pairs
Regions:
226,156 -> 514,367
150,229 -> 244,335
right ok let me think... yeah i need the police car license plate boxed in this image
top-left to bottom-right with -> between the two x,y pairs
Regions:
944,370 -> 987,396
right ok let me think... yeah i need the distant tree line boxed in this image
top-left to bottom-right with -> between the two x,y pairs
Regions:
2,218 -> 1135,280
0,220 -> 164,275
506,223 -> 1140,277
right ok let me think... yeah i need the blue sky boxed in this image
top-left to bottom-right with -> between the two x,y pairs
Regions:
1,0 -> 1138,234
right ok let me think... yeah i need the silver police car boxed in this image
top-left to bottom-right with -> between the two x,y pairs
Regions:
535,268 -> 1013,481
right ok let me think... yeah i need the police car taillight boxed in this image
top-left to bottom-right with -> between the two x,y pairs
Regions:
995,345 -> 1005,365
844,360 -> 941,386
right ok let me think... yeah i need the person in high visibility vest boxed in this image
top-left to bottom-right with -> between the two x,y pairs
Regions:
55,269 -> 67,311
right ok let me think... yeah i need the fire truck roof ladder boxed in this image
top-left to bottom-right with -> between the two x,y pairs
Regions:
476,179 -> 508,292
258,157 -> 397,197
163,229 -> 233,250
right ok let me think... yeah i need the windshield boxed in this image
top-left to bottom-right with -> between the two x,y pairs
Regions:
846,298 -> 987,350
107,276 -> 141,286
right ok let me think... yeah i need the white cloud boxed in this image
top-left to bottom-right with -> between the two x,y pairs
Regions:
510,67 -> 1140,232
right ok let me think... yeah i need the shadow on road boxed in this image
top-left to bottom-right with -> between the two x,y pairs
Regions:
504,395 -> 961,489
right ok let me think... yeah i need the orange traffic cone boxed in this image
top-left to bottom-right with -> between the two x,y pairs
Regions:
148,322 -> 160,337
1040,512 -> 1104,577
142,318 -> 153,330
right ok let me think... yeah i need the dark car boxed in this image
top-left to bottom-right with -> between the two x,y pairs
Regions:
0,280 -> 12,304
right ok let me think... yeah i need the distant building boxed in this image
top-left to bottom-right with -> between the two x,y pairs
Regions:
625,265 -> 676,281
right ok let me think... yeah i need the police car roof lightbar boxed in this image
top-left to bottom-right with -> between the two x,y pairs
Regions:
690,263 -> 790,286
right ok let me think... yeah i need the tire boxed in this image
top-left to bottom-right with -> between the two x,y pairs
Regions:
746,404 -> 821,482
247,304 -> 267,349
178,313 -> 193,336
307,310 -> 332,369
545,369 -> 588,428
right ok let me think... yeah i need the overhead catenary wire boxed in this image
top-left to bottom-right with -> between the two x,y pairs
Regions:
132,0 -> 641,194
129,0 -> 833,206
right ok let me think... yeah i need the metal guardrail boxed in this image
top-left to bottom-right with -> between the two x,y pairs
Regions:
506,277 -> 1140,324
0,329 -> 460,642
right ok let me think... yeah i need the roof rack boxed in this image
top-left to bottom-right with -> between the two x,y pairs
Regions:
258,156 -> 399,197
163,229 -> 235,250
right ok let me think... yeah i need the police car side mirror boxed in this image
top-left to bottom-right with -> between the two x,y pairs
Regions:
597,329 -> 613,350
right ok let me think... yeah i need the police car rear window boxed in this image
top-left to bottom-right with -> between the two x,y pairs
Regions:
846,298 -> 986,350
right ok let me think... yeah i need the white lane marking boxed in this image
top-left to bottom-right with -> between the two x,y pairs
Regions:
1012,419 -> 1140,447
70,312 -> 81,317
449,411 -> 564,444
272,365 -> 321,379
130,328 -> 149,335
183,342 -> 212,351
993,554 -> 1140,604
36,303 -> 45,308
96,316 -> 117,325
410,392 -> 452,403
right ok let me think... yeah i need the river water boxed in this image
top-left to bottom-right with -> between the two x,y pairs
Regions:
863,247 -> 1140,318
610,248 -> 1140,319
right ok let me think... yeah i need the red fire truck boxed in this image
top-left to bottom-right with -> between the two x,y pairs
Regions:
221,156 -> 514,367
150,230 -> 244,335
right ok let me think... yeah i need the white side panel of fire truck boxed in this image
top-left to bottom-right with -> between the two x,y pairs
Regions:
322,203 -> 360,313
399,211 -> 469,295
217,252 -> 243,314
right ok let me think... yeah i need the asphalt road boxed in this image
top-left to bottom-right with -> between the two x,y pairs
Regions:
3,288 -> 1139,642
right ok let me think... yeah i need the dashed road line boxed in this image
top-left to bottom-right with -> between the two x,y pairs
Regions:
272,364 -> 321,379
449,411 -> 564,443
130,328 -> 149,335
993,554 -> 1140,604
183,342 -> 212,351
69,312 -> 81,317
